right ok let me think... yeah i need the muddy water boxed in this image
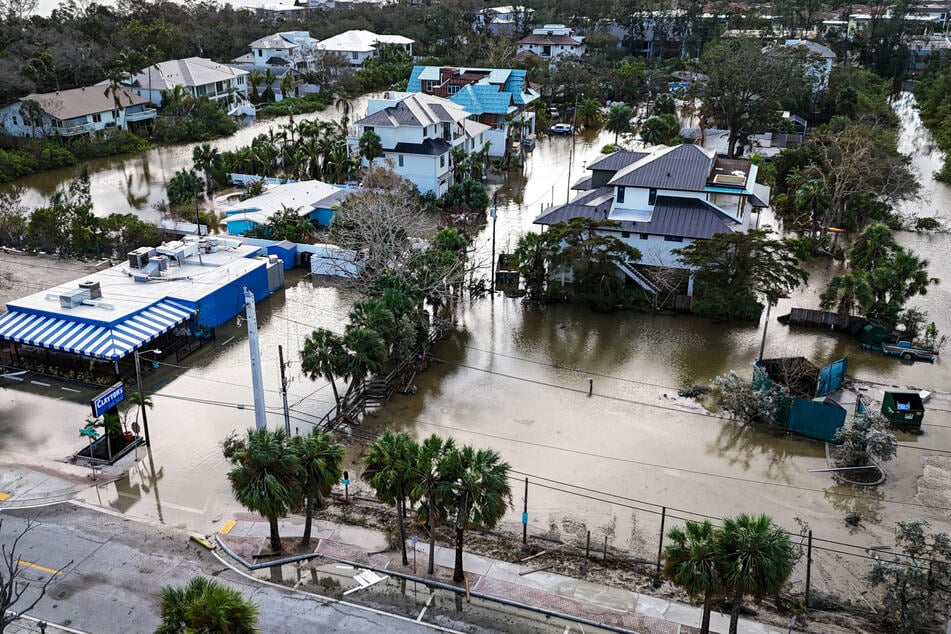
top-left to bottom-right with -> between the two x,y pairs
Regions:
0,93 -> 377,220
3,93 -> 950,599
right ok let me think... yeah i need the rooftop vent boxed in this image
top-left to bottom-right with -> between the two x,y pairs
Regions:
713,173 -> 746,186
78,280 -> 101,299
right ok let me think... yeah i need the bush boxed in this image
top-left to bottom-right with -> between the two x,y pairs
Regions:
68,129 -> 148,159
0,141 -> 76,183
152,100 -> 238,143
256,92 -> 334,119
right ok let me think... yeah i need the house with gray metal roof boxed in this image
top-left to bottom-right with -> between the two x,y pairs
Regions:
351,91 -> 490,196
406,66 -> 539,157
125,58 -> 252,115
534,144 -> 770,294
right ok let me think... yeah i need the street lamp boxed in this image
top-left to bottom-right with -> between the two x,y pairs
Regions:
134,348 -> 162,447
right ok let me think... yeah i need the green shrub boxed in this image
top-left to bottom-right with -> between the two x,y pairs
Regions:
256,92 -> 334,119
69,130 -> 148,159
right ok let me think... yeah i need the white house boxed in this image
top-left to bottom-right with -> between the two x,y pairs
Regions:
473,6 -> 534,35
534,145 -> 770,294
783,39 -> 836,92
351,92 -> 490,196
221,180 -> 351,235
0,86 -> 156,138
248,31 -> 321,70
317,30 -> 414,66
516,25 -> 586,61
126,58 -> 251,113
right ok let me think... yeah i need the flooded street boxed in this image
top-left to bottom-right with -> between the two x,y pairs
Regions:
2,92 -> 950,599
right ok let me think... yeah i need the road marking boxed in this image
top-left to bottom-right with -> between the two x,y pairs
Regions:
30,381 -> 51,387
17,559 -> 64,575
219,519 -> 237,535
61,386 -> 81,393
0,492 -> 9,501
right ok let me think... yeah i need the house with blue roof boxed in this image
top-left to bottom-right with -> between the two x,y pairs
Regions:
406,66 -> 540,157
534,145 -> 771,297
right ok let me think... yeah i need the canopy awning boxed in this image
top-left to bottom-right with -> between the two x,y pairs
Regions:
0,300 -> 196,361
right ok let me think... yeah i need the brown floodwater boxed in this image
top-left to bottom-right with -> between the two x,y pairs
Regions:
2,93 -> 950,599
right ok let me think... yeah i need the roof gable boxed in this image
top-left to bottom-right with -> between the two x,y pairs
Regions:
608,144 -> 714,191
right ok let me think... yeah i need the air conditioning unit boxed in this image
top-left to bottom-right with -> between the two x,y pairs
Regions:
153,255 -> 169,272
128,246 -> 152,269
78,280 -> 102,299
60,288 -> 90,308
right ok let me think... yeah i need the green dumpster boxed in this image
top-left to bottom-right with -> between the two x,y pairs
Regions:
881,390 -> 925,427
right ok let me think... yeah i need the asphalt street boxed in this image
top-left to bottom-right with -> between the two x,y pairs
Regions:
1,503 -> 455,633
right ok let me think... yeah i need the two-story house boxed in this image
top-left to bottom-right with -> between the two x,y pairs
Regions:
317,30 -> 414,67
351,92 -> 490,196
0,86 -> 157,138
783,39 -> 836,93
406,66 -> 539,157
473,6 -> 534,35
534,145 -> 770,295
246,31 -> 321,71
126,58 -> 251,114
516,25 -> 586,62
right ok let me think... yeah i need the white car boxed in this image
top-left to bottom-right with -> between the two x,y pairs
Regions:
550,123 -> 574,135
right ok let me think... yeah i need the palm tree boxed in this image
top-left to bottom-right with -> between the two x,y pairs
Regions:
156,576 -> 258,634
820,273 -> 872,324
300,328 -> 346,411
248,70 -> 263,102
358,130 -> 384,166
664,520 -> 723,634
576,97 -> 603,129
222,428 -> 302,553
262,68 -> 277,102
640,113 -> 681,145
117,49 -> 145,85
718,514 -> 796,634
348,298 -> 396,351
127,391 -> 153,433
289,428 -> 344,548
192,143 -> 220,194
363,431 -> 419,565
445,445 -> 512,583
848,223 -> 898,270
605,103 -> 633,144
411,434 -> 457,574
340,327 -> 387,400
103,68 -> 132,111
280,73 -> 294,100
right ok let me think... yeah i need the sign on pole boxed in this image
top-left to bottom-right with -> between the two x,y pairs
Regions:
91,382 -> 125,417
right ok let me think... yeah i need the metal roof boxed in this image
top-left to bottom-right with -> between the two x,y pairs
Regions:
608,144 -> 714,191
130,57 -> 248,91
391,139 -> 451,155
356,92 -> 471,127
586,150 -> 649,173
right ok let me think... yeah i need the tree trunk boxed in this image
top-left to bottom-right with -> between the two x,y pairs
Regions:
427,509 -> 437,575
728,592 -> 742,634
453,526 -> 466,583
727,131 -> 739,159
300,496 -> 314,548
700,592 -> 712,634
397,498 -> 408,566
268,515 -> 282,553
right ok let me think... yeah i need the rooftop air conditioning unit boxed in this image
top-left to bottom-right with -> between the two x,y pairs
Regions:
78,280 -> 102,299
128,246 -> 152,269
59,288 -> 90,308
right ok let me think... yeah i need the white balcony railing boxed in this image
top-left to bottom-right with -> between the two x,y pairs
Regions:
125,108 -> 157,122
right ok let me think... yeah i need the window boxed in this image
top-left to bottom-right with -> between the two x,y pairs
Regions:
542,45 -> 551,56
216,81 -> 225,92
448,84 -> 460,95
640,233 -> 649,240
440,154 -> 446,168
365,126 -> 374,133
621,231 -> 630,238
648,188 -> 657,205
11,116 -> 17,125
92,113 -> 102,123
196,85 -> 207,97
351,52 -> 359,60
616,187 -> 625,204
398,155 -> 404,167
664,236 -> 683,242
237,76 -> 245,85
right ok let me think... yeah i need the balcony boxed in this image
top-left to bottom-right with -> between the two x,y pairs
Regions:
52,122 -> 95,137
125,108 -> 157,122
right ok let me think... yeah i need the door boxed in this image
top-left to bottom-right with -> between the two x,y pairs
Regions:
816,357 -> 848,396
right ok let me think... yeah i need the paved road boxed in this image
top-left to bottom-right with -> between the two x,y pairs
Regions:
1,503 -> 452,633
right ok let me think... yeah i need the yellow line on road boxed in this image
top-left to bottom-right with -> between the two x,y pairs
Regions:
17,560 -> 64,575
219,520 -> 237,535
0,492 -> 10,501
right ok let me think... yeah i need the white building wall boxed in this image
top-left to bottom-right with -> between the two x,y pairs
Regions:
0,101 -> 136,138
381,150 -> 450,196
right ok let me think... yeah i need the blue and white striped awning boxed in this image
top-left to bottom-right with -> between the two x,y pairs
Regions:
0,300 -> 196,361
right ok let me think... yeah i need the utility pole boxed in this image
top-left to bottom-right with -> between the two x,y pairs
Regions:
278,345 -> 291,435
566,92 -> 581,203
194,195 -> 203,266
490,193 -> 498,295
758,300 -> 773,363
244,287 -> 267,430
134,350 -> 156,447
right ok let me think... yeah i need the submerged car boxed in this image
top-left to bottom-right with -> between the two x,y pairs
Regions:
550,123 -> 574,135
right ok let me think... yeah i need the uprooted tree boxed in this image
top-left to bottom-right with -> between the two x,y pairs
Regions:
2,517 -> 72,631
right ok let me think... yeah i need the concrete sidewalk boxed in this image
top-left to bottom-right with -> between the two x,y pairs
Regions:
0,454 -> 99,510
221,516 -> 784,634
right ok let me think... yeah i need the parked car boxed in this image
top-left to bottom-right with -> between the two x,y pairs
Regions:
550,123 -> 574,135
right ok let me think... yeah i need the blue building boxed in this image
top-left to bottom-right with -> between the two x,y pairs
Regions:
0,236 -> 284,376
222,180 -> 350,235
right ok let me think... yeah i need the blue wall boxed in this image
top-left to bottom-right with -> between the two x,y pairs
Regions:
193,261 -> 271,328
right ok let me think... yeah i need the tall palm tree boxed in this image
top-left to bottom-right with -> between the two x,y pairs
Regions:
605,103 -> 633,144
820,273 -> 872,324
664,520 -> 723,634
576,97 -> 603,129
444,445 -> 512,583
363,431 -> 419,566
103,68 -> 132,111
280,73 -> 294,100
248,70 -> 263,102
341,327 -> 387,400
848,223 -> 898,271
718,514 -> 796,634
411,434 -> 457,574
289,428 -> 344,548
192,143 -> 219,194
358,130 -> 384,166
222,428 -> 302,553
156,576 -> 258,634
348,298 -> 396,351
300,328 -> 346,411
262,68 -> 277,102
117,49 -> 145,85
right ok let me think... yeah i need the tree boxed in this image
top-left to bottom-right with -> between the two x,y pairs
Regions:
280,73 -> 293,100
289,429 -> 343,548
640,113 -> 682,146
103,68 -> 132,111
300,328 -> 347,412
605,103 -> 633,144
192,143 -> 220,195
411,434 -> 457,575
245,206 -> 315,243
664,520 -> 723,634
1,517 -> 72,632
363,431 -> 419,566
512,231 -> 557,299
819,273 -> 872,323
248,71 -> 263,102
673,228 -> 809,320
867,520 -> 951,633
700,39 -> 809,157
222,428 -> 302,553
444,445 -> 512,583
833,411 -> 898,468
718,514 -> 796,634
166,169 -> 204,206
156,576 -> 259,634
576,97 -> 603,129
358,130 -> 383,165
444,179 -> 489,212
713,371 -> 788,426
